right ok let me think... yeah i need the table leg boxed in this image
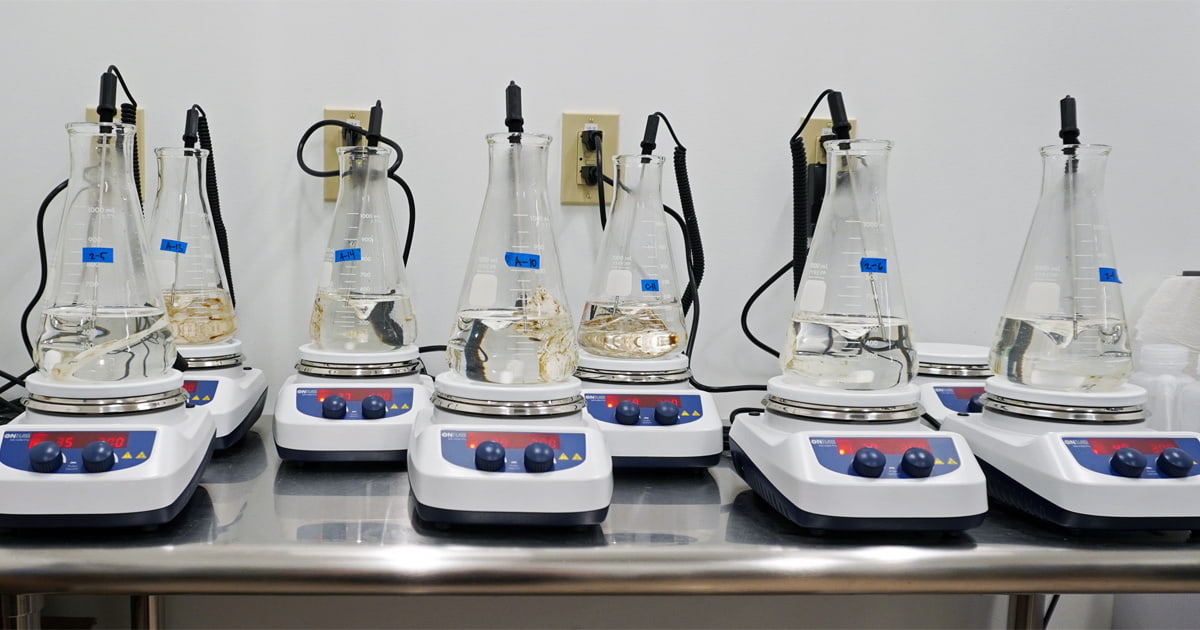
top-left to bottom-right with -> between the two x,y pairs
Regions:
0,594 -> 42,630
1007,593 -> 1047,630
131,595 -> 164,630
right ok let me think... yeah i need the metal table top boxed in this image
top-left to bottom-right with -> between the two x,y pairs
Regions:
1,422 -> 1198,596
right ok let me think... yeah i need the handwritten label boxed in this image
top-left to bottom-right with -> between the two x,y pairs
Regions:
1099,267 -> 1121,284
504,252 -> 540,269
860,257 -> 887,273
83,247 -> 114,263
641,279 -> 660,292
159,239 -> 188,254
334,248 -> 362,262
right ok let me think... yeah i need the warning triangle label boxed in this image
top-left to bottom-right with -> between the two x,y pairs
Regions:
934,458 -> 945,465
572,454 -> 582,461
122,452 -> 133,460
558,453 -> 568,460
947,458 -> 958,465
136,452 -> 147,459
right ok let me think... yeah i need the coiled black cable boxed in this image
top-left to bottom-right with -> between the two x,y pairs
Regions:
654,113 -> 704,315
106,66 -> 142,209
193,105 -> 236,307
294,119 -> 416,263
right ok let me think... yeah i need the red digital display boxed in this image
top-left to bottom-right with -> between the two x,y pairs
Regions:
28,432 -> 129,450
182,380 -> 198,393
835,437 -> 931,455
1088,438 -> 1179,456
317,389 -> 392,403
603,395 -> 681,408
467,432 -> 560,450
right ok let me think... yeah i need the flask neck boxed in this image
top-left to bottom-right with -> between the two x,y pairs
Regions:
822,140 -> 892,216
153,148 -> 210,210
334,147 -> 392,202
485,133 -> 551,208
66,122 -> 139,210
612,155 -> 665,213
1038,145 -> 1110,202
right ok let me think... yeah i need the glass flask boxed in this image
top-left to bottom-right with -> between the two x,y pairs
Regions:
990,144 -> 1132,391
781,139 -> 915,390
579,154 -> 687,359
35,122 -> 175,382
310,146 -> 417,352
446,133 -> 577,384
148,147 -> 236,346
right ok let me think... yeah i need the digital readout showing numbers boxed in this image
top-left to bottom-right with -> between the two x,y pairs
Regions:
1087,437 -> 1178,455
603,395 -> 681,408
467,432 -> 560,450
316,389 -> 392,402
28,432 -> 129,449
835,437 -> 930,455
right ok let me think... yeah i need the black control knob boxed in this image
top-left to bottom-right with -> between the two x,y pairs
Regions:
360,395 -> 387,420
614,400 -> 641,426
1110,447 -> 1147,478
524,442 -> 556,473
321,395 -> 348,419
81,441 -> 117,473
1157,447 -> 1194,478
966,393 -> 985,414
654,401 -> 680,426
28,441 -> 64,473
852,447 -> 887,478
901,447 -> 936,478
474,441 -> 506,472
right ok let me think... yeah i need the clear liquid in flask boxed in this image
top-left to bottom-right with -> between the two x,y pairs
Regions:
991,315 -> 1131,391
578,301 -> 686,359
446,287 -> 577,384
165,289 -> 236,345
310,291 -> 417,352
36,305 -> 175,382
780,313 -> 915,390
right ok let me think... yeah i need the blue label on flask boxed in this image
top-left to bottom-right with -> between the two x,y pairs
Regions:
860,257 -> 887,273
641,279 -> 660,292
82,247 -> 114,263
334,248 -> 362,262
159,239 -> 188,254
504,252 -> 541,269
1099,267 -> 1121,283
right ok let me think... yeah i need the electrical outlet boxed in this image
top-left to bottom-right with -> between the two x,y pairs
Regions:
560,112 -> 619,205
322,107 -> 370,201
86,106 -> 147,200
798,116 -> 857,165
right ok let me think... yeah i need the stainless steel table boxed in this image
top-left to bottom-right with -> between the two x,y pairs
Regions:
1,422 -> 1198,629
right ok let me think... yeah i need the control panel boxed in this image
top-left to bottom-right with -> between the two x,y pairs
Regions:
932,386 -> 985,414
584,393 -> 704,427
810,436 -> 963,479
295,387 -> 415,421
0,430 -> 157,474
439,430 -> 587,473
1062,436 -> 1200,478
183,379 -> 219,406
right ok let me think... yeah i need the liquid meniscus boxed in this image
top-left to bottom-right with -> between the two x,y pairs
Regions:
780,314 -> 915,390
447,287 -> 577,384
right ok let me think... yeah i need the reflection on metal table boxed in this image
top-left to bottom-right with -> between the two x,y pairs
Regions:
0,421 -> 1199,601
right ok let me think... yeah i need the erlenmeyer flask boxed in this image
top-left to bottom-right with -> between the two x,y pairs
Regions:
35,122 -> 175,382
148,147 -> 236,346
579,154 -> 687,359
781,139 -> 915,390
310,146 -> 417,352
990,144 -> 1131,391
446,133 -> 576,384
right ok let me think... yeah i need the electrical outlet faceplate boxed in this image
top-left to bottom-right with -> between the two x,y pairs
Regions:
323,107 -> 370,201
798,116 -> 858,165
86,106 -> 147,201
560,112 -> 619,205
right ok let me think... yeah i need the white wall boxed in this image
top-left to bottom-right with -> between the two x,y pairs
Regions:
6,0 -> 1196,626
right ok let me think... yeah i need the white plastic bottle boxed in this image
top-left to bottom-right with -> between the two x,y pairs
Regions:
1129,344 -> 1200,431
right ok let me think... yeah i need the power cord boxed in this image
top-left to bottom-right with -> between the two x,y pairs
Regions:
580,129 -> 606,229
192,105 -> 236,307
294,101 -> 418,264
1043,594 -> 1061,627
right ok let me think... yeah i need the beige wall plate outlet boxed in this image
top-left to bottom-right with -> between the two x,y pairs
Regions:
86,106 -> 147,201
561,112 -> 618,205
798,116 -> 857,165
323,107 -> 370,201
